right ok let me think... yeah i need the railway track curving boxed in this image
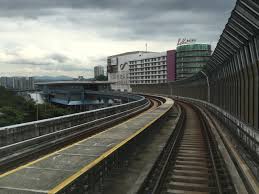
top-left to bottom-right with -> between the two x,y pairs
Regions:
0,96 -> 162,174
138,101 -> 236,194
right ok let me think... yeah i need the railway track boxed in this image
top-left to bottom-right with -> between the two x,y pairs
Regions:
0,96 -> 162,174
139,101 -> 236,194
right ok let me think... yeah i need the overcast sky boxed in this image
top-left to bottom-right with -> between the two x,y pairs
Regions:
0,0 -> 236,78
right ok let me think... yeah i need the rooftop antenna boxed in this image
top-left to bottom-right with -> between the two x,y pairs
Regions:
145,43 -> 147,52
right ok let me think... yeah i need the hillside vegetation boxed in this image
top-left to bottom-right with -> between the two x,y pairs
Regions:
0,86 -> 74,127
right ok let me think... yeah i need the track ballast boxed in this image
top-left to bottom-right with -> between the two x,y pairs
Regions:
138,101 -> 236,194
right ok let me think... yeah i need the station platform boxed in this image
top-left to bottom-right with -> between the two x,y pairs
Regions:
0,97 -> 174,194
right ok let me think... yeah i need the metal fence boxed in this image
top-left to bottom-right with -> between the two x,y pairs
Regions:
132,0 -> 259,131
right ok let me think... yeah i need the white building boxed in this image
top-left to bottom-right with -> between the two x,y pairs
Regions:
107,50 -> 176,91
0,77 -> 35,90
94,65 -> 105,78
107,51 -> 153,92
129,52 -> 167,85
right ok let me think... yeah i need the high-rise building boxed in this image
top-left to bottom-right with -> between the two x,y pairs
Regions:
107,50 -> 176,91
107,51 -> 146,92
94,66 -> 104,78
176,44 -> 211,80
0,76 -> 35,90
129,50 -> 176,85
0,77 -> 8,88
107,43 -> 211,91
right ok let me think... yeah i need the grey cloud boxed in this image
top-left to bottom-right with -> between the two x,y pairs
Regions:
0,0 -> 235,13
55,65 -> 92,72
88,56 -> 107,65
2,53 -> 92,72
0,0 -> 236,43
61,8 -> 228,43
6,58 -> 52,66
0,0 -> 237,77
0,0 -> 236,20
49,54 -> 69,63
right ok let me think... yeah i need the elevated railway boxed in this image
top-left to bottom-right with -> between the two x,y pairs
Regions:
138,101 -> 237,194
0,94 -> 258,193
0,95 -> 173,193
0,95 -> 162,173
0,0 -> 259,193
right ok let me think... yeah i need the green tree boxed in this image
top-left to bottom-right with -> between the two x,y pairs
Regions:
0,86 -> 76,127
0,107 -> 25,127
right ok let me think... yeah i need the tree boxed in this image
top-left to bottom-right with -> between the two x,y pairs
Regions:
0,86 -> 76,127
0,106 -> 25,127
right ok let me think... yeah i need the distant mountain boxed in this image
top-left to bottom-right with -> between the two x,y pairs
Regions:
34,76 -> 74,82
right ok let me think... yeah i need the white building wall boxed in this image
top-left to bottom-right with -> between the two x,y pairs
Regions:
108,52 -> 151,92
129,52 -> 167,85
107,51 -> 169,91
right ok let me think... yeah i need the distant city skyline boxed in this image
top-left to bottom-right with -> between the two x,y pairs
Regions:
0,0 -> 235,77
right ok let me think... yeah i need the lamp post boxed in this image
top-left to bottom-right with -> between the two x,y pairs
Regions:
36,92 -> 39,121
200,71 -> 210,103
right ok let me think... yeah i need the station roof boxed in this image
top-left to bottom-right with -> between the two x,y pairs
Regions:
35,81 -> 114,86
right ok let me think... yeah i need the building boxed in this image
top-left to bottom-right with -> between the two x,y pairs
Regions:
176,44 -> 211,80
35,81 -> 114,110
107,43 -> 211,89
129,50 -> 176,85
78,76 -> 84,81
107,51 -> 149,92
94,66 -> 105,78
0,76 -> 35,90
107,50 -> 176,91
0,77 -> 8,88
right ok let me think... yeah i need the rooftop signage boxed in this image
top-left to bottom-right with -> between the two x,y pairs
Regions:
177,38 -> 197,46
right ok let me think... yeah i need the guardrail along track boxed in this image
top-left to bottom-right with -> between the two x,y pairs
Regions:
139,101 -> 236,194
0,96 -> 161,174
0,96 -> 173,194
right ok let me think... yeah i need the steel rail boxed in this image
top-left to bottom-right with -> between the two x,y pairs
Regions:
198,107 -> 223,194
137,103 -> 185,194
150,104 -> 185,194
137,101 -> 235,194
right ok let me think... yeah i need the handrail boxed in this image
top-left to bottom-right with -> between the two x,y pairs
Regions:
0,93 -> 144,130
173,96 -> 259,146
173,95 -> 259,180
137,103 -> 184,193
0,100 -> 150,159
0,93 -> 147,147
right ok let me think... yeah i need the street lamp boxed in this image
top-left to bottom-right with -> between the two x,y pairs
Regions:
200,71 -> 210,103
36,92 -> 39,121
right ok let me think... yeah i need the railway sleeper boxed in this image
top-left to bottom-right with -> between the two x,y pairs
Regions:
141,102 -> 236,194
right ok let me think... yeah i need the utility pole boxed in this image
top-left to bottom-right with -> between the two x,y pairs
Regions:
36,92 -> 39,120
201,71 -> 210,103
